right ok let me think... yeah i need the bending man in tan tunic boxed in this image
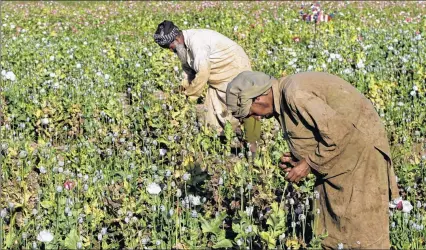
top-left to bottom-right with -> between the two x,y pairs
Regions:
153,20 -> 260,153
226,71 -> 400,249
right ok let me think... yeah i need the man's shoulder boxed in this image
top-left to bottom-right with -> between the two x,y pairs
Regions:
184,28 -> 219,35
284,71 -> 342,91
184,29 -> 232,41
287,71 -> 330,82
280,73 -> 319,101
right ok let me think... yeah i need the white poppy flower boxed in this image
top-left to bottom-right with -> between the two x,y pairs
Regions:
37,230 -> 54,242
182,173 -> 191,181
176,188 -> 182,198
5,71 -> 16,81
41,118 -> 49,125
188,195 -> 202,206
159,148 -> 167,156
402,200 -> 413,213
0,208 -> 7,218
245,206 -> 254,216
236,239 -> 243,246
146,182 -> 161,195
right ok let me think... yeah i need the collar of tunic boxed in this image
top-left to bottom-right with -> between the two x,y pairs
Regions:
271,77 -> 287,115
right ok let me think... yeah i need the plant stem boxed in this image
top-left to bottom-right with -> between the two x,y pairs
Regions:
0,218 -> 3,249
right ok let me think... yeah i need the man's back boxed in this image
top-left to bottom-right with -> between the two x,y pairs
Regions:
182,29 -> 251,90
183,29 -> 238,52
282,72 -> 391,161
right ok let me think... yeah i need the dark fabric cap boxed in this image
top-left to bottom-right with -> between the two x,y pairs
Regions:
153,20 -> 180,48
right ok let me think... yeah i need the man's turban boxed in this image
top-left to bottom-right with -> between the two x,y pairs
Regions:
226,71 -> 276,119
153,20 -> 180,48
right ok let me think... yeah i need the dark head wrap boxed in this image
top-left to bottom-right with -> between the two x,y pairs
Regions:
153,20 -> 180,48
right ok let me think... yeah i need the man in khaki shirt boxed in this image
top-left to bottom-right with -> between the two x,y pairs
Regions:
153,20 -> 260,153
226,71 -> 399,249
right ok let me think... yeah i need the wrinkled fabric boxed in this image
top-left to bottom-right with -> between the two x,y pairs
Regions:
180,29 -> 252,131
203,87 -> 239,130
271,72 -> 399,249
226,71 -> 275,119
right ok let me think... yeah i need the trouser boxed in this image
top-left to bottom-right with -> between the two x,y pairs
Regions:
315,148 -> 392,249
243,116 -> 261,143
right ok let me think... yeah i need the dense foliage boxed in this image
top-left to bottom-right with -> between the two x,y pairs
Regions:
1,1 -> 425,249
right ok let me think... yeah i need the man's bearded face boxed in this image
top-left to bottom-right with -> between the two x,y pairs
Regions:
173,41 -> 188,65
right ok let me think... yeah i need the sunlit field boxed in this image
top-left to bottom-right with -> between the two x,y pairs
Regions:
1,1 -> 425,249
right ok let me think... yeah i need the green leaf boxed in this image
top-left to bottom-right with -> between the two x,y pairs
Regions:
200,212 -> 227,236
232,222 -> 243,235
5,213 -> 17,248
259,231 -> 276,249
157,138 -> 170,146
64,229 -> 79,249
212,238 -> 233,249
40,200 -> 55,209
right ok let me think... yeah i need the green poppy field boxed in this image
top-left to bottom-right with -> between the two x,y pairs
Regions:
1,1 -> 426,249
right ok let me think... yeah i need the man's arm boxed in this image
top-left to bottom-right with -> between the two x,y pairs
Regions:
184,45 -> 211,100
180,64 -> 196,91
182,63 -> 196,82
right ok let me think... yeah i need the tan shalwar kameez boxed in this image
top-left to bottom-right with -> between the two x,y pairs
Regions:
271,72 -> 399,249
181,29 -> 252,131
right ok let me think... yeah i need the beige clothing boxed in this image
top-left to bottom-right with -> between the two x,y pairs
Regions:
181,29 -> 252,130
272,72 -> 399,249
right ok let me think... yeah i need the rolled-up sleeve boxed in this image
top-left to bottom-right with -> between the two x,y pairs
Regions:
287,90 -> 355,175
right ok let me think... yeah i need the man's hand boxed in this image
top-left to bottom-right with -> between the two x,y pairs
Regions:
248,142 -> 257,154
187,95 -> 199,103
280,152 -> 311,183
279,152 -> 296,169
178,85 -> 186,93
181,78 -> 190,90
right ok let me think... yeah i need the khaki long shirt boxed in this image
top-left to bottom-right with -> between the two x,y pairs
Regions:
272,72 -> 399,198
181,29 -> 252,98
